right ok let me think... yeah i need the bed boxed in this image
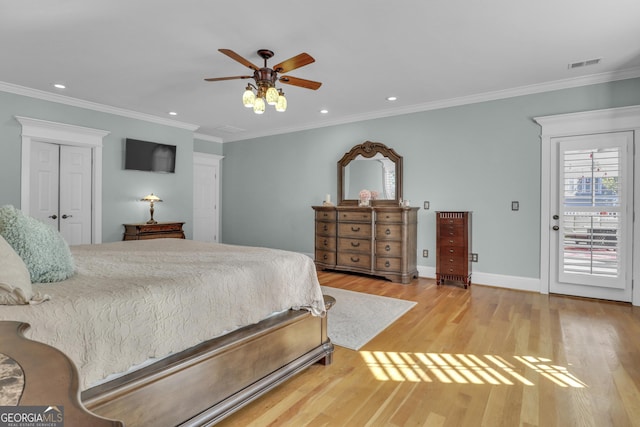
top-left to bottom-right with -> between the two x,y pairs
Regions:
0,235 -> 333,426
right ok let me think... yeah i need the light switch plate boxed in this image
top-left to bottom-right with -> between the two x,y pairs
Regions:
511,201 -> 519,211
424,201 -> 430,210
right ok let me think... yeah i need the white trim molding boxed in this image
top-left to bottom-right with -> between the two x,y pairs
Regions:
534,105 -> 640,306
15,116 -> 111,244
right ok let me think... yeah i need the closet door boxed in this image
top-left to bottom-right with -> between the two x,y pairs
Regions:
29,142 -> 92,245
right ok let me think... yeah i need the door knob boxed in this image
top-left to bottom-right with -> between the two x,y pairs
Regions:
553,214 -> 559,220
48,214 -> 57,220
552,225 -> 560,231
62,214 -> 73,219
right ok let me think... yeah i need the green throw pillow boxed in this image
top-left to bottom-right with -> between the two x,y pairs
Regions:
0,205 -> 75,283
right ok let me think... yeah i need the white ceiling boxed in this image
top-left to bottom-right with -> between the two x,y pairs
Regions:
1,0 -> 639,143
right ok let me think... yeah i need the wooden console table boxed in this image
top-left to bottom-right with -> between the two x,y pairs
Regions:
123,222 -> 185,240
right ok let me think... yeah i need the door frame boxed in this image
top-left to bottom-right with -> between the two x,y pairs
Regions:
16,116 -> 110,244
535,105 -> 640,306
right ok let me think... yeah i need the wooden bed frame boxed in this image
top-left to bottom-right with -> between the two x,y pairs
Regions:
1,306 -> 333,426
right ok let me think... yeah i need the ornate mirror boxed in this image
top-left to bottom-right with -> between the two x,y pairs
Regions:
338,141 -> 403,206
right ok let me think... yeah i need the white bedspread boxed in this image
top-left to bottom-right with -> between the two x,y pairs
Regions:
0,239 -> 325,390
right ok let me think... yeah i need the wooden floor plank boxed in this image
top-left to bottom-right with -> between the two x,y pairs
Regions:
215,272 -> 640,427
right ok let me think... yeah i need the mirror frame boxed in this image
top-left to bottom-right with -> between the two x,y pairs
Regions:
337,141 -> 403,206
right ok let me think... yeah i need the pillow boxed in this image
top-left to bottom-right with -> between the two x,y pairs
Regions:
0,235 -> 49,304
0,205 -> 75,283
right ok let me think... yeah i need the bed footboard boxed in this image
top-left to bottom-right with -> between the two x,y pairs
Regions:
0,321 -> 123,426
82,309 -> 333,426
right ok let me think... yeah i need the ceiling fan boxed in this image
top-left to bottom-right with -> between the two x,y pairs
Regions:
205,49 -> 322,114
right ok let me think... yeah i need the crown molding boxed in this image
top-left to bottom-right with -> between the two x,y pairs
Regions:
193,132 -> 224,143
0,81 -> 200,131
221,66 -> 640,142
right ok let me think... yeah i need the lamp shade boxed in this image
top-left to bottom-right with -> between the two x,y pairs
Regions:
253,97 -> 266,114
242,88 -> 256,108
141,193 -> 162,203
265,87 -> 279,105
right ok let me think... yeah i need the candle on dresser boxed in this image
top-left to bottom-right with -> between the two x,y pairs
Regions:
325,194 -> 331,203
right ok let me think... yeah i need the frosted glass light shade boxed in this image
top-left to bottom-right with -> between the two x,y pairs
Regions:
275,93 -> 287,112
253,97 -> 266,114
242,89 -> 256,108
265,87 -> 279,105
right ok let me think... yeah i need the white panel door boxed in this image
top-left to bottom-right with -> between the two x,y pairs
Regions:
29,142 -> 92,245
193,153 -> 221,243
549,132 -> 633,301
29,141 -> 60,229
59,145 -> 92,245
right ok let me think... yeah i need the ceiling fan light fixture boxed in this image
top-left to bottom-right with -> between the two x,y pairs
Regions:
242,86 -> 256,108
265,87 -> 279,105
253,97 -> 266,114
276,90 -> 287,112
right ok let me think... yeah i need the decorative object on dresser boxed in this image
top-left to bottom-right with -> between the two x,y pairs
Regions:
436,211 -> 472,288
122,222 -> 185,240
140,193 -> 162,224
313,141 -> 418,284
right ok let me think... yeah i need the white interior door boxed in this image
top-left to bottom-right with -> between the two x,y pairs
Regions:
29,142 -> 92,245
29,141 -> 60,229
193,153 -> 222,243
59,145 -> 92,245
549,131 -> 633,301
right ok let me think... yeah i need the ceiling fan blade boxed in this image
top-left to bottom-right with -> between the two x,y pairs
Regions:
272,53 -> 315,74
279,76 -> 322,90
204,75 -> 252,82
218,49 -> 259,71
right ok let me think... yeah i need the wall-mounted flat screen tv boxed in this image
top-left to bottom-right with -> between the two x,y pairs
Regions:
125,138 -> 176,173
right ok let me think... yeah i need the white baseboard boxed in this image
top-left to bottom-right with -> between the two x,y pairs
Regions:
417,266 -> 540,293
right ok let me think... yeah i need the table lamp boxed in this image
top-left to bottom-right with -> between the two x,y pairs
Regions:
140,193 -> 162,224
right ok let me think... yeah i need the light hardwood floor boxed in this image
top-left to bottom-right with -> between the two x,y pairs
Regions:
216,272 -> 640,427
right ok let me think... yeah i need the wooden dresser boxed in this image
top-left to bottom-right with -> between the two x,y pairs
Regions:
122,222 -> 185,240
313,206 -> 418,284
436,211 -> 472,288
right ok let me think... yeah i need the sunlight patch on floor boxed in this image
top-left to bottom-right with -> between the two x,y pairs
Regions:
360,351 -> 586,388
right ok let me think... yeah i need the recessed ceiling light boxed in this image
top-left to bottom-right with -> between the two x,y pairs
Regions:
53,83 -> 66,89
168,111 -> 177,116
386,96 -> 397,101
320,109 -> 329,114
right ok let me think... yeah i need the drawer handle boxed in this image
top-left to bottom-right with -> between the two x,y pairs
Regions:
385,261 -> 391,267
351,226 -> 361,232
350,256 -> 360,263
323,254 -> 328,260
449,268 -> 454,272
323,225 -> 328,232
449,259 -> 454,262
449,249 -> 454,253
351,241 -> 360,247
385,228 -> 391,235
323,239 -> 329,246
385,244 -> 391,251
449,240 -> 454,244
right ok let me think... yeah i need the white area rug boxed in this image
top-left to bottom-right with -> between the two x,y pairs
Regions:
321,286 -> 417,351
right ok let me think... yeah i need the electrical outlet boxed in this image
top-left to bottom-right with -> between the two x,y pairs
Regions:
424,201 -> 430,210
422,249 -> 429,258
471,253 -> 478,262
511,201 -> 519,211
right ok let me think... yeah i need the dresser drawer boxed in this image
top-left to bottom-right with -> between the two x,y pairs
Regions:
439,235 -> 466,247
338,210 -> 372,222
315,210 -> 336,221
375,257 -> 401,272
315,221 -> 336,236
376,224 -> 402,240
375,240 -> 402,257
316,236 -> 336,251
315,250 -> 336,265
337,252 -> 371,269
376,211 -> 403,223
438,246 -> 467,258
338,222 -> 372,239
338,237 -> 371,253
138,223 -> 182,233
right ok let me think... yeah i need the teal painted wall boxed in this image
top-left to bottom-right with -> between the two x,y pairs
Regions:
220,78 -> 640,279
0,91 -> 195,242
